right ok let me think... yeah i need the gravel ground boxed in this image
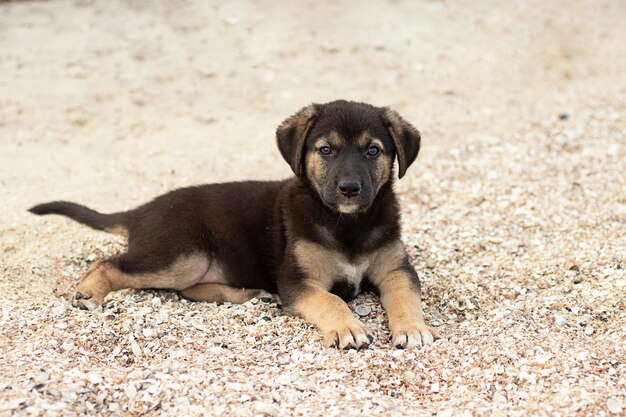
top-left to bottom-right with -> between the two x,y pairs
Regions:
1,1 -> 625,416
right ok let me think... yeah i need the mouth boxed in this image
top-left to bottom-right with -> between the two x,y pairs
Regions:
317,187 -> 373,215
337,202 -> 360,214
332,195 -> 371,214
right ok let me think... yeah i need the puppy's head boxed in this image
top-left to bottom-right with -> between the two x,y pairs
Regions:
277,100 -> 420,214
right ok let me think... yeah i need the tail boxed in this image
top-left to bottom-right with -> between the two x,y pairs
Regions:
28,201 -> 126,235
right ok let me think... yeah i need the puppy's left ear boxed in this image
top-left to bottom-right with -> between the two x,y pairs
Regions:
276,104 -> 318,177
380,108 -> 421,179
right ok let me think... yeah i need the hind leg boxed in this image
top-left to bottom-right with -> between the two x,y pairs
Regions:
72,251 -> 210,311
180,283 -> 273,304
72,260 -> 115,310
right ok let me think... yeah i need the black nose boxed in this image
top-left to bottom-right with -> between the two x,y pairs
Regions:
339,181 -> 361,197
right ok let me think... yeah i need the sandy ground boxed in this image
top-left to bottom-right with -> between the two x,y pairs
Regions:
1,0 -> 626,416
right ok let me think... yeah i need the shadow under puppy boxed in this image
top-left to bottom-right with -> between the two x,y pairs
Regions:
29,100 -> 439,350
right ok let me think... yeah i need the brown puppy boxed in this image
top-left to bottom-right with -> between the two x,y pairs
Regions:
29,100 -> 439,349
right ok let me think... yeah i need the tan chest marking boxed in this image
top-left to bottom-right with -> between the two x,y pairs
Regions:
293,239 -> 406,290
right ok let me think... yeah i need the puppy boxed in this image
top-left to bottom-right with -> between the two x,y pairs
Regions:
29,100 -> 439,349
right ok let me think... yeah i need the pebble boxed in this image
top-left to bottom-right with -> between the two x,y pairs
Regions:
51,305 -> 66,318
607,397 -> 623,414
35,372 -> 49,384
125,383 -> 137,399
554,316 -> 567,326
130,338 -> 142,357
391,349 -> 405,359
86,373 -> 103,384
276,353 -> 290,365
493,392 -> 507,403
437,409 -> 454,417
355,306 -> 371,317
254,402 -> 277,415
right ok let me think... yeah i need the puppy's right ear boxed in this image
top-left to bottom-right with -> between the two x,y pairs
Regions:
276,104 -> 318,177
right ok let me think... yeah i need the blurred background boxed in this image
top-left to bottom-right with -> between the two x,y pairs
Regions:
1,0 -> 625,210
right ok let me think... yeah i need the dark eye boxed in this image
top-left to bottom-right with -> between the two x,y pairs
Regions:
318,146 -> 332,156
367,145 -> 381,157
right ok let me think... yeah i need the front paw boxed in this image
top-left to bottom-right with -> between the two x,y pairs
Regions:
392,324 -> 439,349
322,318 -> 374,350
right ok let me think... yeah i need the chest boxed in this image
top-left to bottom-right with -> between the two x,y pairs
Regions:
293,240 -> 373,299
327,257 -> 371,301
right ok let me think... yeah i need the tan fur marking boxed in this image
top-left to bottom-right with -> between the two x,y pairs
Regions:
378,271 -> 424,324
327,131 -> 343,148
305,132 -> 343,196
294,240 -> 344,289
179,283 -> 268,304
305,149 -> 326,197
356,132 -> 384,149
355,133 -> 392,193
104,226 -> 128,238
370,138 -> 384,148
366,240 -> 406,280
295,240 -> 408,291
357,132 -> 369,148
313,138 -> 329,148
114,252 -> 210,291
291,284 -> 373,349
372,145 -> 393,194
73,252 -> 210,309
294,240 -> 368,290
366,241 -> 439,348
375,160 -> 392,193
376,270 -> 439,347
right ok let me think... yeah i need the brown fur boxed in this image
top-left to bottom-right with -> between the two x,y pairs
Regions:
72,252 -> 210,309
104,226 -> 129,238
290,283 -> 374,349
180,283 -> 270,304
293,239 -> 370,290
29,100 -> 438,349
380,107 -> 421,179
304,141 -> 327,197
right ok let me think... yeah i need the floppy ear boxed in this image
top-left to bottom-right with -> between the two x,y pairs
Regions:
380,107 -> 421,179
276,104 -> 318,177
